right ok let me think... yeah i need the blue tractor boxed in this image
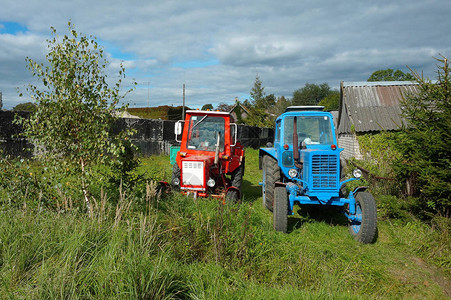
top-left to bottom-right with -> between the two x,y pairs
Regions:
259,106 -> 377,243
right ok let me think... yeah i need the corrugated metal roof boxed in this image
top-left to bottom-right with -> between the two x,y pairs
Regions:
330,110 -> 338,127
342,81 -> 417,87
337,81 -> 420,133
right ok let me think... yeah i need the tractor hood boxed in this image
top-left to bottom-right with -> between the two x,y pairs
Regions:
180,155 -> 215,165
179,155 -> 216,191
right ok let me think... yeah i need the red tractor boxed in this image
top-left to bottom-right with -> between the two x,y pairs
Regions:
169,110 -> 245,202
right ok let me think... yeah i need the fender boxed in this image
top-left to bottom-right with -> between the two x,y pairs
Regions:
352,186 -> 368,194
274,181 -> 287,188
259,147 -> 277,169
159,181 -> 170,188
226,186 -> 240,199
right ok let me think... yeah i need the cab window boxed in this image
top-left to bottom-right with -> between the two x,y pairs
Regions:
187,116 -> 225,151
283,116 -> 333,145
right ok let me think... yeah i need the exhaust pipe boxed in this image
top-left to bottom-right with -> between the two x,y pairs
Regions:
293,117 -> 303,170
214,131 -> 221,165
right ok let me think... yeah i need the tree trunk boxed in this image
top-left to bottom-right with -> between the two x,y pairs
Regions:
80,158 -> 92,216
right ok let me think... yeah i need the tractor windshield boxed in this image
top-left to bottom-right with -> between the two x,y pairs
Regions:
187,116 -> 225,151
283,116 -> 333,145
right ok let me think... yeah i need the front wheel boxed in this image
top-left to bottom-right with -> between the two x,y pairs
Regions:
156,184 -> 166,199
274,186 -> 288,233
348,192 -> 377,244
171,163 -> 181,192
225,189 -> 240,204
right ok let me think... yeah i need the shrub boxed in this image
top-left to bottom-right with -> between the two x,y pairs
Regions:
393,56 -> 451,216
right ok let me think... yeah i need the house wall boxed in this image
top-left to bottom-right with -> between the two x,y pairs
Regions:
338,133 -> 363,160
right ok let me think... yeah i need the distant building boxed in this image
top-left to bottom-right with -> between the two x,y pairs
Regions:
228,98 -> 251,122
337,81 -> 420,159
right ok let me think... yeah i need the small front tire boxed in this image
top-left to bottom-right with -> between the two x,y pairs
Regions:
226,189 -> 240,204
156,184 -> 166,199
171,163 -> 181,192
274,186 -> 288,233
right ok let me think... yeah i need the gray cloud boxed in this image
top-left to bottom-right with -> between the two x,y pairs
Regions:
1,0 -> 450,109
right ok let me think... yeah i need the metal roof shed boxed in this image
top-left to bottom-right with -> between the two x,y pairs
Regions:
337,81 -> 420,134
337,81 -> 420,159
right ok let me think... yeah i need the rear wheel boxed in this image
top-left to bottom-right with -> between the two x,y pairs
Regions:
274,186 -> 288,233
348,192 -> 377,244
171,163 -> 181,192
262,155 -> 280,211
231,158 -> 245,194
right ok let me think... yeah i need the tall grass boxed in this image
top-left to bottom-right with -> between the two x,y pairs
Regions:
0,149 -> 449,298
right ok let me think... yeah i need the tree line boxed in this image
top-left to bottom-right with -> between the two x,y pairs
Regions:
205,69 -> 413,128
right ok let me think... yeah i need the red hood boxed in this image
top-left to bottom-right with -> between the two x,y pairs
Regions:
181,154 -> 215,165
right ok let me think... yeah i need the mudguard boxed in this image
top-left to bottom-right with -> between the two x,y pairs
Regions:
259,147 -> 277,169
352,186 -> 368,194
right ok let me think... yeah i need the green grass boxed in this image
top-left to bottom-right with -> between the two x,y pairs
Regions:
0,148 -> 450,299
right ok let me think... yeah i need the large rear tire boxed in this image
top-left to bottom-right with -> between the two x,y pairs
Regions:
348,192 -> 377,244
262,155 -> 280,211
231,158 -> 245,194
274,186 -> 288,233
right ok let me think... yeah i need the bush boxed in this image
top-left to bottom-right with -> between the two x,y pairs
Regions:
393,56 -> 451,216
355,131 -> 403,196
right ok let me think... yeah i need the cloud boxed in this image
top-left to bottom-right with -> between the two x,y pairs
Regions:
1,0 -> 450,109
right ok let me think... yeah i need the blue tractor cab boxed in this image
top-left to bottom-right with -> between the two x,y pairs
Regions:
260,106 -> 377,243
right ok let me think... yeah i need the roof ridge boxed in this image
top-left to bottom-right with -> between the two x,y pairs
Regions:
343,81 -> 418,87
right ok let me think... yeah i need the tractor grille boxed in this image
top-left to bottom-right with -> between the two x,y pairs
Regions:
182,161 -> 204,186
311,155 -> 338,189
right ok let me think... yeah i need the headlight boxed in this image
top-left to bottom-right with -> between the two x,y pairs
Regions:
288,168 -> 298,178
207,178 -> 215,187
353,169 -> 362,178
172,178 -> 180,185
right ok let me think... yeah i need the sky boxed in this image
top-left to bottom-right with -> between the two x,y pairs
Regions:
1,0 -> 450,111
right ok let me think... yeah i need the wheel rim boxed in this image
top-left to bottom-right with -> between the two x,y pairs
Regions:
351,203 -> 363,234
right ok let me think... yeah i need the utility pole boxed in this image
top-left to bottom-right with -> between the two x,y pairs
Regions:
182,83 -> 185,120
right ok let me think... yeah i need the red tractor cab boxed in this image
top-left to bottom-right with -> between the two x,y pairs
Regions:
170,110 -> 245,202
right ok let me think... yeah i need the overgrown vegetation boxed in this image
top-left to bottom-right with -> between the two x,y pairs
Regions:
355,131 -> 402,195
0,149 -> 450,298
355,57 -> 451,217
394,56 -> 451,216
15,22 -> 137,215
